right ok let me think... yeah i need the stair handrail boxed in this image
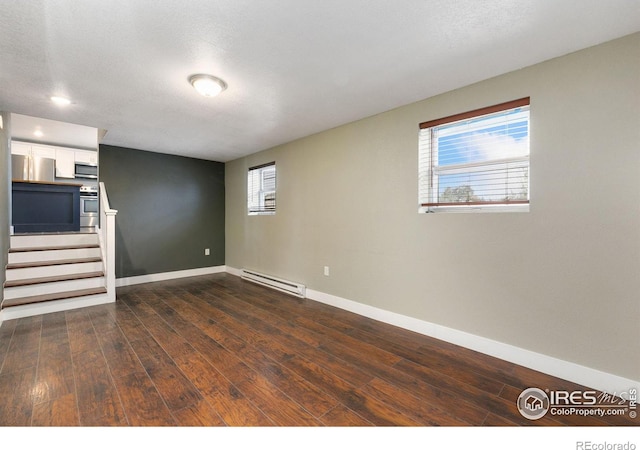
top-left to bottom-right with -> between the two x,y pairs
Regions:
98,182 -> 118,302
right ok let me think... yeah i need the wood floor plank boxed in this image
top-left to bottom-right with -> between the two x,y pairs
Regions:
95,325 -> 146,379
280,354 -> 416,425
0,319 -> 17,372
65,309 -> 100,356
107,295 -> 154,343
0,315 -> 42,374
172,399 -> 227,426
0,366 -> 37,426
320,404 -> 374,426
360,377 -> 473,426
72,348 -> 128,426
233,372 -> 323,426
145,295 -> 338,418
144,362 -> 204,412
134,292 -> 320,425
33,341 -> 75,405
200,287 -> 325,348
31,392 -> 79,426
170,349 -> 273,426
482,412 -> 519,426
112,371 -> 177,426
0,272 -> 631,427
180,287 -> 376,388
127,335 -> 203,412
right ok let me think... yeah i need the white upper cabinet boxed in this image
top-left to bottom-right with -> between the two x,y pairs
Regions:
10,141 -> 32,156
55,147 -> 76,178
75,149 -> 98,165
11,141 -> 56,159
29,144 -> 57,159
11,140 -> 98,179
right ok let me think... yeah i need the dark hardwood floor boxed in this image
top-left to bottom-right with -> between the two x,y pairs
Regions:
0,273 -> 635,426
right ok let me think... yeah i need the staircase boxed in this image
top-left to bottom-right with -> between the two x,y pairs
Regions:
2,232 -> 109,318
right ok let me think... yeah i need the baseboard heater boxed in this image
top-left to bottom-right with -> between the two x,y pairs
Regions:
241,269 -> 306,298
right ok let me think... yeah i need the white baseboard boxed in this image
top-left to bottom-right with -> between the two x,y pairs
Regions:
0,292 -> 112,323
226,266 -> 243,277
116,265 -> 227,287
302,287 -> 638,396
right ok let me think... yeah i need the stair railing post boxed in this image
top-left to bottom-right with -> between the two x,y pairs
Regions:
98,182 -> 117,303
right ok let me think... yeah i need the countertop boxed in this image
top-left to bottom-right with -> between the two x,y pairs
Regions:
12,179 -> 83,187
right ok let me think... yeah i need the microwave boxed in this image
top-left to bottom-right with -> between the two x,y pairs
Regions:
75,162 -> 98,179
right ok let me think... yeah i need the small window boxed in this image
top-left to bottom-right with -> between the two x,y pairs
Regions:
419,98 -> 530,213
248,162 -> 276,215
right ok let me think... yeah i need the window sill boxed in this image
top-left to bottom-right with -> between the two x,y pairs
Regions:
419,204 -> 529,214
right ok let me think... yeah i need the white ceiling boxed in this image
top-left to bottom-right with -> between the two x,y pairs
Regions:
1,1 -> 639,162
11,113 -> 98,150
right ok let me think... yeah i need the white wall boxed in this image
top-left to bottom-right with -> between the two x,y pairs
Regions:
0,112 -> 11,314
225,33 -> 640,383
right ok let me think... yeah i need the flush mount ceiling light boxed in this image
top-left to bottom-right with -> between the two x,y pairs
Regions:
51,96 -> 71,106
189,74 -> 227,97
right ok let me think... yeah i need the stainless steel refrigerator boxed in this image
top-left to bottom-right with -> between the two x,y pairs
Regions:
11,154 -> 55,182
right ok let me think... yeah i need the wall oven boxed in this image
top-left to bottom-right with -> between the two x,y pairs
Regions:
80,185 -> 99,227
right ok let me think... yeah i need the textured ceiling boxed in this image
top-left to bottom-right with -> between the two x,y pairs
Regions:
1,1 -> 639,162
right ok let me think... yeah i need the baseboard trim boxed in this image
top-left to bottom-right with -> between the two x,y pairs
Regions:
301,287 -> 638,395
0,293 -> 112,323
116,266 -> 227,287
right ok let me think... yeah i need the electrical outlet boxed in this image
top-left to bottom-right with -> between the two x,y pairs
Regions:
204,248 -> 210,256
324,266 -> 330,276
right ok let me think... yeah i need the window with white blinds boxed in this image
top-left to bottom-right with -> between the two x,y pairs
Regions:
418,98 -> 530,213
248,162 -> 276,215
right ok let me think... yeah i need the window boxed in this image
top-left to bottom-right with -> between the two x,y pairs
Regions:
419,98 -> 530,213
248,162 -> 276,215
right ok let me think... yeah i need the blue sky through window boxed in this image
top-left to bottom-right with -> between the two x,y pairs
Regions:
434,107 -> 530,201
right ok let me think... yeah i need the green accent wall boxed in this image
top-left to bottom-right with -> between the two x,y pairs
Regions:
99,144 -> 224,279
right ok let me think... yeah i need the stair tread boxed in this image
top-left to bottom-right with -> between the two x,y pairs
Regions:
7,257 -> 102,270
9,243 -> 100,253
4,271 -> 105,288
1,287 -> 108,309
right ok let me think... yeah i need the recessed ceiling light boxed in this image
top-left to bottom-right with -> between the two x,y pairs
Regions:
33,129 -> 44,137
51,96 -> 71,106
189,74 -> 227,97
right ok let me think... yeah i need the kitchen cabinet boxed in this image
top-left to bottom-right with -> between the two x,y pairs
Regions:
11,141 -> 57,159
29,144 -> 57,159
10,141 -> 31,156
11,141 -> 98,179
12,181 -> 81,232
55,147 -> 76,178
75,149 -> 98,165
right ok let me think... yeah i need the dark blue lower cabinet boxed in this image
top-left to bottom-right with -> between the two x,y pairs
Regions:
12,182 -> 81,233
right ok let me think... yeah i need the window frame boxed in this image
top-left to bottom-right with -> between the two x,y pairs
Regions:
418,97 -> 530,214
247,161 -> 276,216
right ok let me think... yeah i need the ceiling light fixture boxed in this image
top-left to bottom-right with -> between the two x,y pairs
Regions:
189,74 -> 227,97
33,129 -> 44,137
51,96 -> 71,106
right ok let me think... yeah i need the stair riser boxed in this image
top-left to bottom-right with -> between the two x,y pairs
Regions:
10,233 -> 99,249
8,247 -> 102,265
3,277 -> 106,300
6,262 -> 104,281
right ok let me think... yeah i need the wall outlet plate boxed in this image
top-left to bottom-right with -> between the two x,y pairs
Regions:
205,248 -> 210,256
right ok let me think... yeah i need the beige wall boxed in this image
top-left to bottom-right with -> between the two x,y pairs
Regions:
226,33 -> 640,381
